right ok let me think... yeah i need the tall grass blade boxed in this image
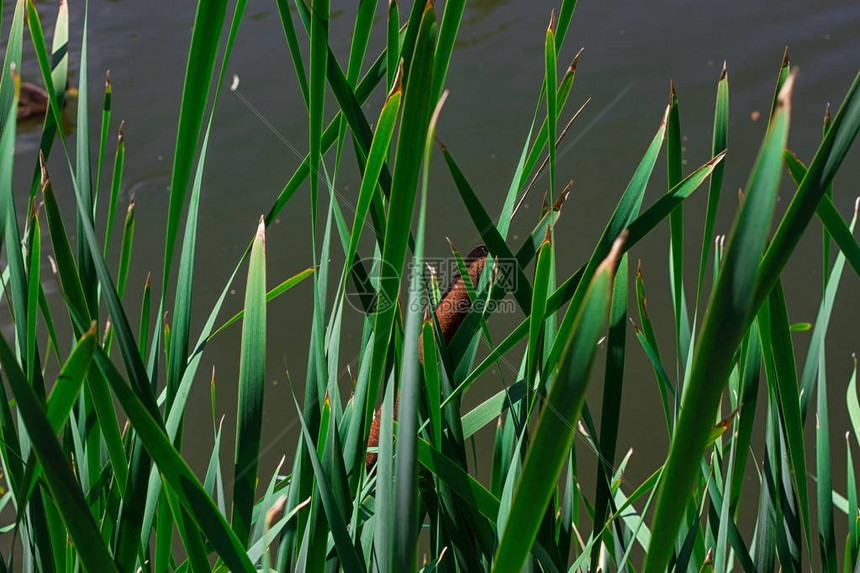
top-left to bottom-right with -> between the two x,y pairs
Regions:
591,254 -> 628,567
342,71 -> 402,294
94,70 -> 111,205
387,0 -> 400,91
768,282 -> 812,556
847,430 -> 859,568
231,218 -> 267,546
431,0 -> 465,104
545,15 -> 557,200
816,336 -> 837,572
644,73 -> 794,573
92,348 -> 255,571
667,82 -> 691,372
697,64 -> 729,308
393,89 -> 448,572
155,0 -> 228,380
104,123 -> 125,255
162,0 -> 227,287
75,2 -> 97,314
754,69 -> 860,308
308,0 -> 328,237
364,3 -> 436,445
492,236 -> 623,573
291,390 -> 366,572
275,0 -> 309,106
0,334 -> 117,572
117,199 -> 134,298
0,70 -> 28,360
0,0 -> 24,139
541,108 -> 668,376
26,0 -> 68,206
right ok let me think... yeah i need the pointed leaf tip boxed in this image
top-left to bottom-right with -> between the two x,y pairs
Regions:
255,215 -> 266,248
39,151 -> 49,189
776,69 -> 798,112
430,90 -> 449,128
553,180 -> 573,211
720,61 -> 727,80
265,496 -> 287,531
445,236 -> 458,255
599,230 -> 628,275
388,59 -> 404,99
660,104 -> 670,129
548,9 -> 555,33
105,69 -> 111,88
709,149 -> 728,168
569,48 -> 584,73
781,46 -> 790,67
570,48 -> 585,72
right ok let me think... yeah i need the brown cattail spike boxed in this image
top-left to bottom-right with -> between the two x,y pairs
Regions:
366,244 -> 489,470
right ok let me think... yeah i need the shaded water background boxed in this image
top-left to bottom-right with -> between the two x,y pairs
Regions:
6,0 -> 860,563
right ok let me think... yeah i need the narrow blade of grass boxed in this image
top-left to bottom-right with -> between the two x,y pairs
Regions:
393,89 -> 447,573
0,334 -> 118,572
364,3 -> 436,444
753,68 -> 860,309
492,236 -> 623,573
816,335 -> 837,572
591,254 -> 628,567
231,218 -> 267,547
696,64 -> 729,308
644,73 -> 794,573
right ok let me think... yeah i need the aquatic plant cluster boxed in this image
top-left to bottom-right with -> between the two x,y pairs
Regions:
0,0 -> 858,571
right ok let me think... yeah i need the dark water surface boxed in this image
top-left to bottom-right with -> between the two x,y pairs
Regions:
7,0 -> 860,561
